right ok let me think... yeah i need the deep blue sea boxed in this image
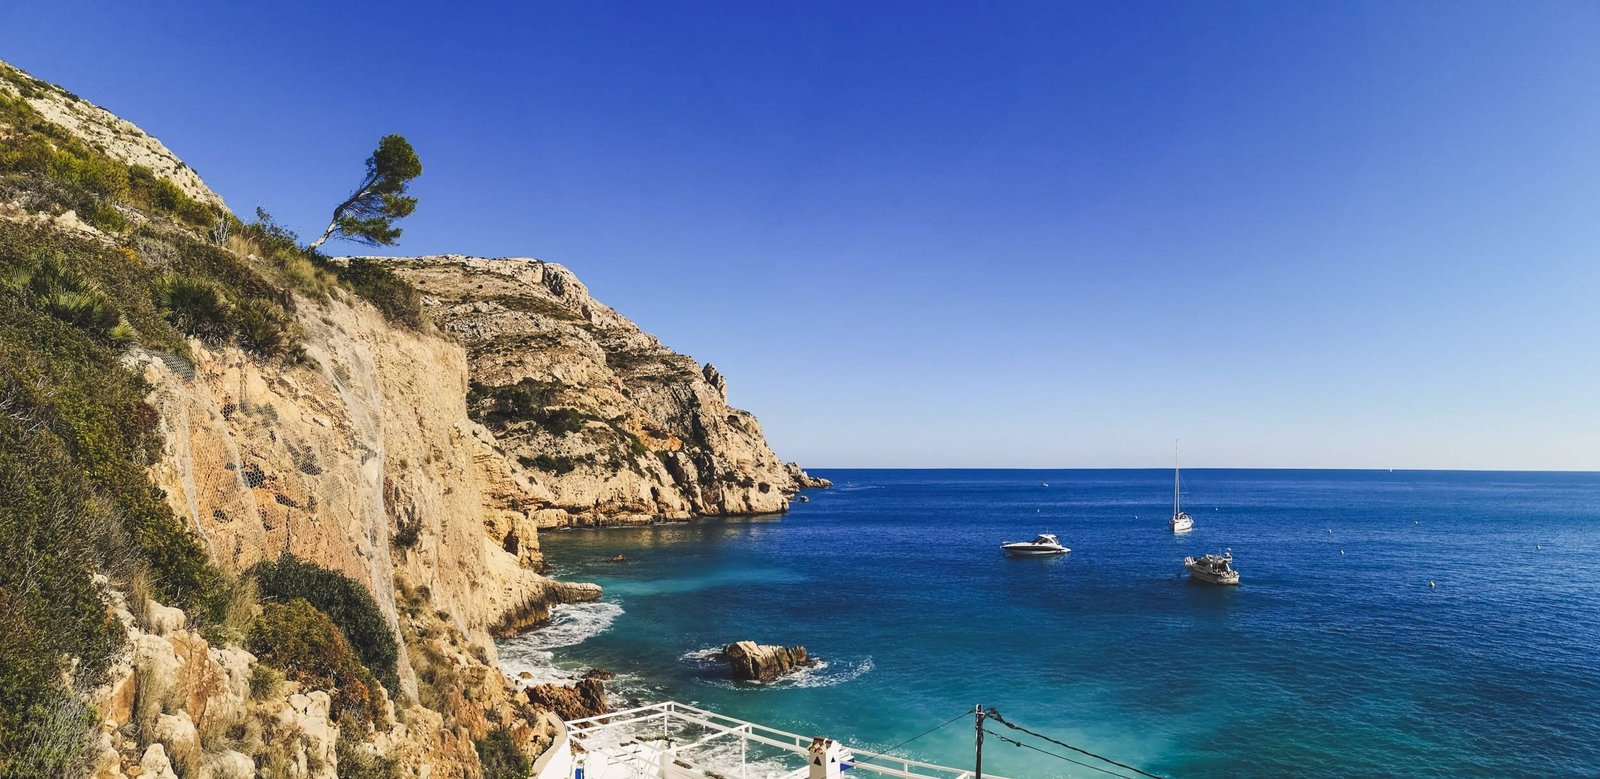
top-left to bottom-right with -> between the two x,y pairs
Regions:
499,469 -> 1600,778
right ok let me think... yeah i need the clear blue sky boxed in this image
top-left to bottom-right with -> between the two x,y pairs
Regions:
4,1 -> 1597,469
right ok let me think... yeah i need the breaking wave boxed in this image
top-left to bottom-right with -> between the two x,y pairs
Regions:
496,601 -> 623,686
515,601 -> 623,651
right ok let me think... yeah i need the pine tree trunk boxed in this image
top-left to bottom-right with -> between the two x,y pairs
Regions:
307,221 -> 338,251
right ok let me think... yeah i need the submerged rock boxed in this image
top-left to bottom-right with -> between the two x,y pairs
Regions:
722,641 -> 812,682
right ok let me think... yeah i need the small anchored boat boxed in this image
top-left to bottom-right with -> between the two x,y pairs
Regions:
1170,442 -> 1193,533
1185,549 -> 1239,585
1002,533 -> 1070,556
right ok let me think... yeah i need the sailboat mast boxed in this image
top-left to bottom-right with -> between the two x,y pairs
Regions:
1173,441 -> 1181,516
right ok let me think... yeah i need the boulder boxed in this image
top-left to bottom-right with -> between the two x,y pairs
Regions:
702,363 -> 728,400
139,743 -> 179,779
202,749 -> 256,779
153,711 -> 198,774
721,641 -> 811,682
525,669 -> 609,721
144,599 -> 187,635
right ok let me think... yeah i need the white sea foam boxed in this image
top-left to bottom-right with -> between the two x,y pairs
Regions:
785,656 -> 874,688
496,601 -> 623,686
515,601 -> 623,651
682,646 -> 875,690
679,646 -> 725,668
498,648 -> 578,687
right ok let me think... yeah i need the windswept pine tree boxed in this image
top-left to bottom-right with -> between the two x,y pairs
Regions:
308,134 -> 422,251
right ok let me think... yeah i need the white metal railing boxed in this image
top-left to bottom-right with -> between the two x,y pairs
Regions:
562,701 -> 1007,779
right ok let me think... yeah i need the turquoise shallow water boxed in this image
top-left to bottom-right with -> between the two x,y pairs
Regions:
499,469 -> 1600,778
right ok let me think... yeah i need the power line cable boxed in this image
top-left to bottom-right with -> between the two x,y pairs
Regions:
854,710 -> 974,763
985,709 -> 1164,779
983,728 -> 1136,779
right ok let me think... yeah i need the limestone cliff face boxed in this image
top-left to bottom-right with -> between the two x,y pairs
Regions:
3,58 -> 820,779
133,293 -> 598,646
2,60 -> 590,778
382,255 -> 826,526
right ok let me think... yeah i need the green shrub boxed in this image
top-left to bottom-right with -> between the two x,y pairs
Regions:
248,555 -> 400,694
336,737 -> 400,779
391,516 -> 422,552
248,600 -> 385,728
248,663 -> 284,701
537,407 -> 588,436
233,298 -> 294,356
613,426 -> 650,457
467,381 -> 598,436
0,256 -> 222,767
241,207 -> 302,254
519,454 -> 581,475
468,379 -> 564,428
330,258 -> 422,328
4,256 -> 124,340
233,209 -> 338,299
0,277 -> 220,613
474,727 -> 530,779
202,573 -> 259,648
0,410 -> 121,777
150,272 -> 295,358
154,275 -> 232,340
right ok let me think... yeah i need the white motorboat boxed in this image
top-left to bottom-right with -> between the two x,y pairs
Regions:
1001,533 -> 1070,556
1185,549 -> 1240,585
1170,443 -> 1193,533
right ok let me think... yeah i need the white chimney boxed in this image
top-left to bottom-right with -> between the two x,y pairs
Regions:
808,737 -> 845,779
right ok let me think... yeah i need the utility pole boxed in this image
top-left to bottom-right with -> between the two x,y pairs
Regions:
974,704 -> 986,779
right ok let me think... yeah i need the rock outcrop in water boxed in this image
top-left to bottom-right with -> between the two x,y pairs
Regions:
523,670 -> 611,721
722,641 -> 813,682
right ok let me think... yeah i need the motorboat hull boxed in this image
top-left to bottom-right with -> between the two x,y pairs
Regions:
1002,543 -> 1069,556
1185,558 -> 1239,585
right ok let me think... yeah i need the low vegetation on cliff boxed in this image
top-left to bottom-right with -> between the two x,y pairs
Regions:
247,599 -> 387,728
0,61 -> 422,774
249,554 -> 402,694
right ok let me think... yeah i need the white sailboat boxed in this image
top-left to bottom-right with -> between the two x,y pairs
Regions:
1170,443 -> 1193,533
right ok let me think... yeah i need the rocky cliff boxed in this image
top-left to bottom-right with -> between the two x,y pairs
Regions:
0,58 -> 817,779
380,255 -> 826,526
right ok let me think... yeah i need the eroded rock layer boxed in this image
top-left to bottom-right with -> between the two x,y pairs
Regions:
385,255 -> 826,525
